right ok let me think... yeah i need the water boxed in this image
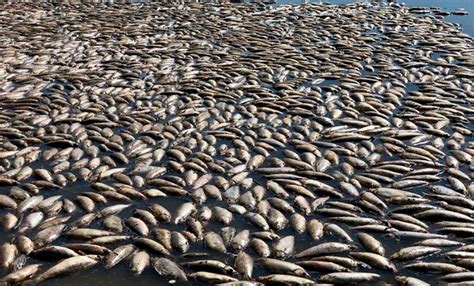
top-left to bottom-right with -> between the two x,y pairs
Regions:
274,0 -> 473,35
82,0 -> 474,35
1,1 -> 472,286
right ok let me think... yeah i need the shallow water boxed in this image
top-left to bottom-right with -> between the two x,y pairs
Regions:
0,1 -> 473,286
276,0 -> 473,35
80,0 -> 474,35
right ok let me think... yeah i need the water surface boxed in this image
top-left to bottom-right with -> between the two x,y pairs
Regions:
276,0 -> 473,35
1,1 -> 472,286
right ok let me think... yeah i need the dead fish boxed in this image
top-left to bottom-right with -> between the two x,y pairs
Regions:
0,263 -> 41,284
153,257 -> 187,282
28,256 -> 99,284
295,242 -> 354,258
105,244 -> 136,269
130,251 -> 150,275
319,272 -> 381,283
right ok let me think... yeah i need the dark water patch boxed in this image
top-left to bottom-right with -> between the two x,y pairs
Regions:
271,0 -> 473,36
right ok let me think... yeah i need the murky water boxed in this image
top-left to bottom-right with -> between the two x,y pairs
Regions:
274,0 -> 473,35
0,1 -> 472,286
46,0 -> 474,35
